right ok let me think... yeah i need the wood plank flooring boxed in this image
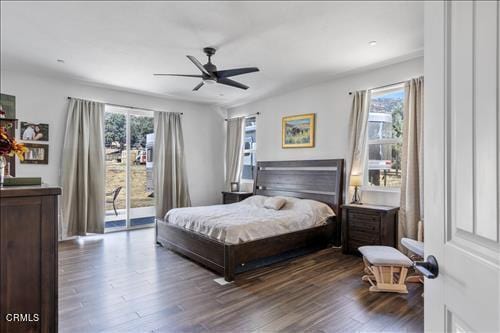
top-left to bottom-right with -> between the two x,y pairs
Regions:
59,228 -> 423,332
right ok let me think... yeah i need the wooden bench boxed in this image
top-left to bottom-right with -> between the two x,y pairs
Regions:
359,245 -> 413,294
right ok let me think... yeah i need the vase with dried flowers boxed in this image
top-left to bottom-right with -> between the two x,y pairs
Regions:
0,125 -> 27,185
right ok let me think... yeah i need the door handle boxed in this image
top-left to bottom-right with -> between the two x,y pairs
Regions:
414,255 -> 439,279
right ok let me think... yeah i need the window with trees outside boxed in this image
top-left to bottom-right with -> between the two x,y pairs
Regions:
365,84 -> 404,188
241,117 -> 256,181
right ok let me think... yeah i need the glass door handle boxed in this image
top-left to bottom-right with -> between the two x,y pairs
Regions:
414,255 -> 439,279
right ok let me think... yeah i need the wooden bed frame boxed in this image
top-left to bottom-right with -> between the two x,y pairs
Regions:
156,159 -> 344,281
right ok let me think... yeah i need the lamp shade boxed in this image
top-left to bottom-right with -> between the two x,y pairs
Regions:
350,174 -> 362,186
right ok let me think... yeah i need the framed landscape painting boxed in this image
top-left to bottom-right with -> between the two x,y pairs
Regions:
282,113 -> 315,148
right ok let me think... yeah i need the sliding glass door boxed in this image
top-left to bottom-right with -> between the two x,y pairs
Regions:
129,113 -> 155,227
104,109 -> 127,228
104,106 -> 155,231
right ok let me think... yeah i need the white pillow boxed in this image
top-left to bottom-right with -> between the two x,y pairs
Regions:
264,197 -> 287,210
240,195 -> 266,207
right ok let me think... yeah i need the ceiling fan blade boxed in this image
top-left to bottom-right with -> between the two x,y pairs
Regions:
217,78 -> 249,90
153,74 -> 202,78
186,55 -> 210,75
215,67 -> 259,78
193,82 -> 204,91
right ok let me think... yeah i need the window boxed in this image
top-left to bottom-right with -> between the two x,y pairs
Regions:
241,117 -> 256,181
365,85 -> 404,188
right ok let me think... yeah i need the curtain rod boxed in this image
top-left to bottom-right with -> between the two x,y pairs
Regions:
225,112 -> 260,121
66,96 -> 183,115
348,80 -> 407,95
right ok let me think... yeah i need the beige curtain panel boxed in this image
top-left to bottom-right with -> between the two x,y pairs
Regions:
399,76 -> 424,246
154,112 -> 191,219
345,90 -> 369,203
61,98 -> 105,237
225,117 -> 245,189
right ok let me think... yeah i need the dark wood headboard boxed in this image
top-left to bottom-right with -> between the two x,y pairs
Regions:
253,159 -> 344,216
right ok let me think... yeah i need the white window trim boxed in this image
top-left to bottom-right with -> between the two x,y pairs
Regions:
368,138 -> 402,145
241,116 -> 257,182
361,185 -> 401,193
371,83 -> 405,97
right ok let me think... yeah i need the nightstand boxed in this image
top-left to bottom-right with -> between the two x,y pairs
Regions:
341,204 -> 399,255
221,191 -> 253,204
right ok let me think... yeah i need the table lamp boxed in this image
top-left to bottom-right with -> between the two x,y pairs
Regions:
350,174 -> 362,204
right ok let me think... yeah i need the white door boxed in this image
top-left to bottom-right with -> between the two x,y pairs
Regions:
425,1 -> 500,332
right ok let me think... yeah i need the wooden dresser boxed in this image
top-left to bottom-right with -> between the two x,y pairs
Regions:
0,185 -> 60,332
341,204 -> 399,255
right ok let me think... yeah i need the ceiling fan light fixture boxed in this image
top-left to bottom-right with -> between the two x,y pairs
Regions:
203,78 -> 216,85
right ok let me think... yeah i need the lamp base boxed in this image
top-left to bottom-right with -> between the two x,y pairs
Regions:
351,185 -> 362,205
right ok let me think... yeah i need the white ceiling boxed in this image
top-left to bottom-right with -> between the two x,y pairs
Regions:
0,1 -> 423,108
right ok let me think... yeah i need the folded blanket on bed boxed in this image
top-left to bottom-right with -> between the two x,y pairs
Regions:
164,195 -> 335,244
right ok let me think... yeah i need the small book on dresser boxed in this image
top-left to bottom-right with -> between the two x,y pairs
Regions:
3,177 -> 42,186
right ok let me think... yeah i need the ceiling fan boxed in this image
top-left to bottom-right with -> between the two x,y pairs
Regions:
154,47 -> 259,91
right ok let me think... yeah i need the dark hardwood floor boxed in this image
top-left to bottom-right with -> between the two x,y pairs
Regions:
59,228 -> 423,332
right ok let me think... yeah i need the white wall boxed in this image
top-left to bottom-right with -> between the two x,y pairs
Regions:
228,57 -> 424,206
0,70 -> 226,207
1,56 -> 423,209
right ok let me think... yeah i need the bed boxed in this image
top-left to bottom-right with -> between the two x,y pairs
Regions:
156,159 -> 344,281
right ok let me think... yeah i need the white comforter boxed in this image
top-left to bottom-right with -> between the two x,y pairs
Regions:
164,195 -> 335,244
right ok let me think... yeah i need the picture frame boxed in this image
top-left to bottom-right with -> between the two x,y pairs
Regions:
20,122 -> 49,142
0,94 -> 17,176
21,143 -> 49,165
0,93 -> 16,119
230,182 -> 240,192
282,113 -> 315,148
